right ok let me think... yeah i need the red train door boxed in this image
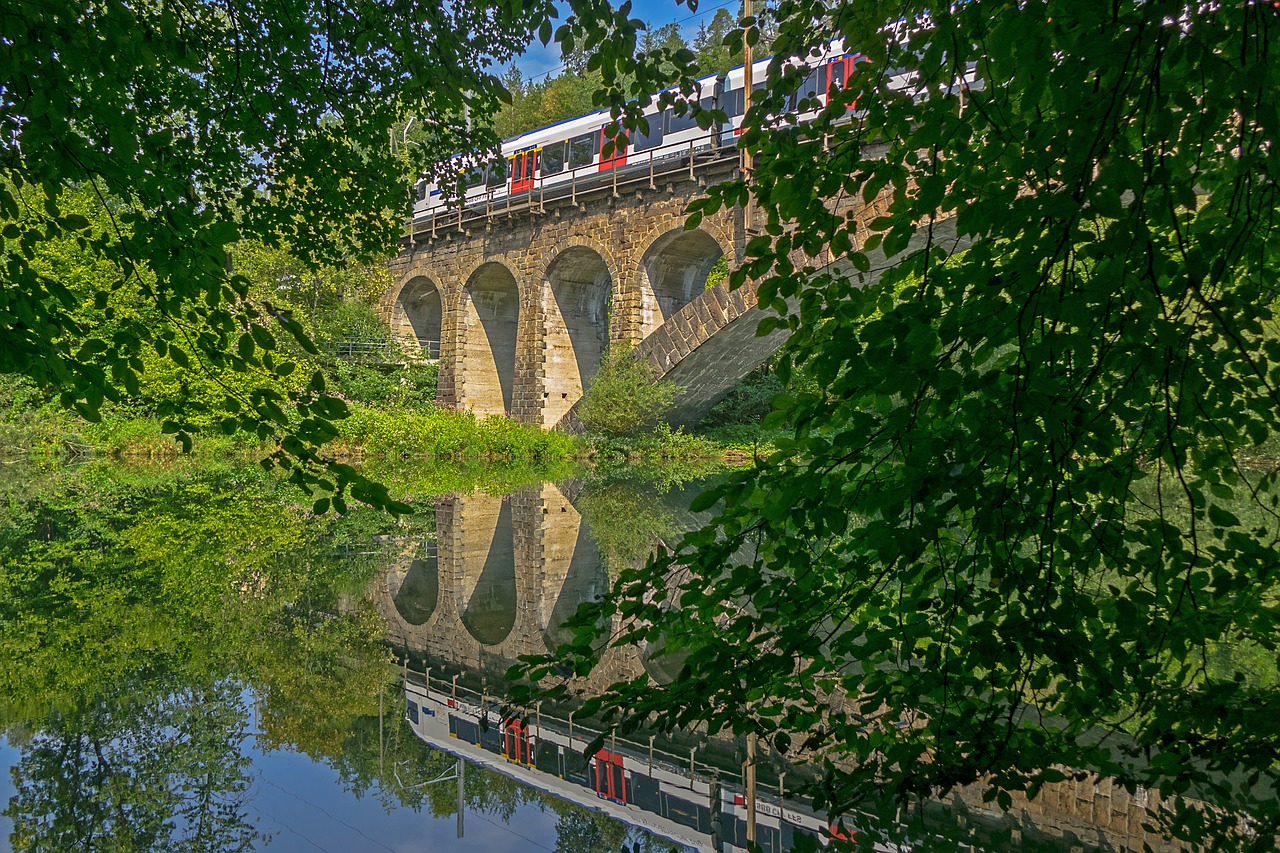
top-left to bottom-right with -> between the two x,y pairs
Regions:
826,55 -> 868,110
503,718 -> 531,764
594,750 -> 627,803
511,149 -> 537,193
598,128 -> 627,171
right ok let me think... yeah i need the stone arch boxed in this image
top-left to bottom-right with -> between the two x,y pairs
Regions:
459,262 -> 521,416
391,550 -> 440,626
540,245 -> 615,426
636,227 -> 728,341
390,275 -> 443,358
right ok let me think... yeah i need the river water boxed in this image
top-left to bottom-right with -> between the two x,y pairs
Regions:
0,459 -> 1123,852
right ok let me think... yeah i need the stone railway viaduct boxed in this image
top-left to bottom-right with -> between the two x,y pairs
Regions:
382,156 -> 898,428
375,148 -> 1194,852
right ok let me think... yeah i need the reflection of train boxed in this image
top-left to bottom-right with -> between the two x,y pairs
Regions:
403,674 -> 855,852
411,45 -> 930,225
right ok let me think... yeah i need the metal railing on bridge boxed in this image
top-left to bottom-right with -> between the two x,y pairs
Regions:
404,129 -> 744,243
324,337 -> 440,363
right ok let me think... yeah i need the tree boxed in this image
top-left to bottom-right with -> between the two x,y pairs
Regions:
692,8 -> 738,76
523,1 -> 1280,849
642,21 -> 692,59
576,345 -> 679,437
537,72 -> 602,129
2,0 -> 645,513
494,66 -> 546,140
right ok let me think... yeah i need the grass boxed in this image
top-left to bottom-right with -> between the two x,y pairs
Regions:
331,405 -> 579,460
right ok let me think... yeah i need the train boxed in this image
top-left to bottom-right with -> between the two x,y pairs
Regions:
410,44 -> 931,226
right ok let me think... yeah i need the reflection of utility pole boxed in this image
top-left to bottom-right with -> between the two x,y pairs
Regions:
709,777 -> 723,851
746,732 -> 758,846
457,757 -> 465,838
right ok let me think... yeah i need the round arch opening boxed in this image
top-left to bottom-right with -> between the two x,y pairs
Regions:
460,263 -> 520,416
637,229 -> 725,340
393,276 -> 443,359
392,555 -> 439,626
542,246 -> 613,426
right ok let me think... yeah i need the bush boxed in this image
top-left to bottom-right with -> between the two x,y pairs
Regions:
324,360 -> 437,409
314,300 -> 386,345
577,345 -> 679,436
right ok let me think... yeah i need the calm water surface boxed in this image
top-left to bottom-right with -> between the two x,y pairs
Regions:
0,460 -> 1126,852
0,460 -> 716,853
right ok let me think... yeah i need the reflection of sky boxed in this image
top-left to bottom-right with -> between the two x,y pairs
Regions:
249,747 -> 560,853
0,741 -> 15,853
0,713 -> 655,853
511,0 -> 742,80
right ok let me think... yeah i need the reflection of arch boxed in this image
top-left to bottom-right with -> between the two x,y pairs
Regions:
542,246 -> 613,426
392,554 -> 439,626
637,228 -> 726,340
393,275 -> 443,356
641,637 -> 690,686
541,521 -> 609,654
458,499 -> 517,646
460,263 -> 520,416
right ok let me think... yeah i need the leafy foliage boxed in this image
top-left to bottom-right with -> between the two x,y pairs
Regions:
527,1 -> 1280,849
4,0 -> 663,513
576,345 -> 680,437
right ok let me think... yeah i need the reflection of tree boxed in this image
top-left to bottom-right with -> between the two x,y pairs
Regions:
6,681 -> 258,852
575,481 -> 675,576
0,461 -> 693,853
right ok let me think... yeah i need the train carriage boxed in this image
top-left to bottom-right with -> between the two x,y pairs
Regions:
409,42 -> 909,227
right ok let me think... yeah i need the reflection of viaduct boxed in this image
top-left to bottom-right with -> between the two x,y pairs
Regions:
371,486 -> 1201,853
382,162 -> 899,428
373,484 -> 650,692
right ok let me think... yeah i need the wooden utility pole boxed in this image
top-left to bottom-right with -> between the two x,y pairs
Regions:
742,0 -> 754,232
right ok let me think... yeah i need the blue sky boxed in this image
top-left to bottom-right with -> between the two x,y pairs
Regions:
510,0 -> 742,80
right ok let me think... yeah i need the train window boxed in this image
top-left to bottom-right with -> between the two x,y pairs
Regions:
634,114 -> 663,152
569,133 -> 595,169
802,68 -> 821,103
722,87 -> 744,117
829,60 -> 845,93
463,163 -> 485,190
541,141 -> 566,175
667,104 -> 697,133
416,181 -> 427,201
698,95 -> 716,125
486,157 -> 509,186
